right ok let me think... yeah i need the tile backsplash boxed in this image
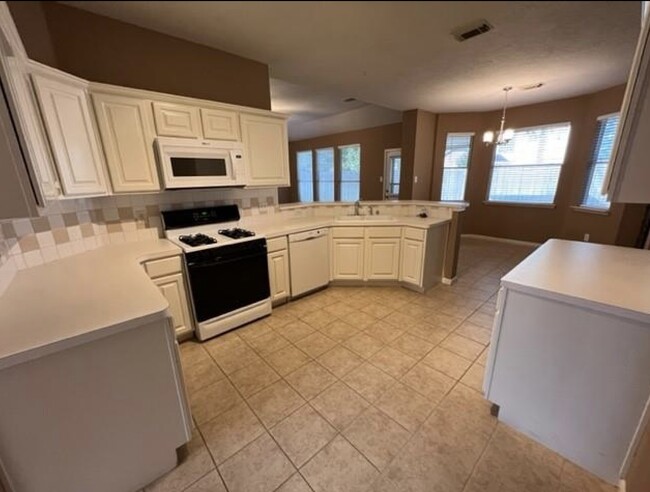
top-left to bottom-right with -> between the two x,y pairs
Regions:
0,188 -> 277,271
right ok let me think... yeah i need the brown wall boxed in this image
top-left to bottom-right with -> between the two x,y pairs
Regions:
283,123 -> 402,203
431,86 -> 645,246
626,418 -> 650,492
8,1 -> 271,109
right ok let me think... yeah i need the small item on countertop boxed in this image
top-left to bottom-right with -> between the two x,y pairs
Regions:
418,208 -> 428,218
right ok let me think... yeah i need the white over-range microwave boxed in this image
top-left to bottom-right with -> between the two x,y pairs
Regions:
155,137 -> 247,189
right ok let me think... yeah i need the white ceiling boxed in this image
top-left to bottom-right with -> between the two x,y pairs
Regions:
62,1 -> 641,135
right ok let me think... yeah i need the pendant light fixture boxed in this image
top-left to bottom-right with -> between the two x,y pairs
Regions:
483,86 -> 514,145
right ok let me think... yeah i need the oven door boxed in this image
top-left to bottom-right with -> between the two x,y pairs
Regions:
185,239 -> 270,323
156,137 -> 246,188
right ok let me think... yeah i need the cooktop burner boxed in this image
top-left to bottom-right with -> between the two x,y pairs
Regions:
218,228 -> 256,239
178,233 -> 218,247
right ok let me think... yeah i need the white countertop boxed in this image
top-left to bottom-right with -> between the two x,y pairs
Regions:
502,239 -> 650,323
0,239 -> 181,370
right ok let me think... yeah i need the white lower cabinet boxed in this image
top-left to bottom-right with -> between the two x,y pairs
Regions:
365,238 -> 400,280
153,273 -> 193,338
332,238 -> 365,280
268,249 -> 290,302
400,238 -> 424,286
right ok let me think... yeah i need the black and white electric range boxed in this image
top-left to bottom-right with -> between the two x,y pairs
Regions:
162,205 -> 271,341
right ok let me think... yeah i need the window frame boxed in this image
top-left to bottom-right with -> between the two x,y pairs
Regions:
295,144 -> 361,202
485,121 -> 572,206
440,131 -> 474,202
295,150 -> 314,203
337,143 -> 362,202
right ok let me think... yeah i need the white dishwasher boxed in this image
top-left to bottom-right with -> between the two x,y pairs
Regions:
289,228 -> 330,297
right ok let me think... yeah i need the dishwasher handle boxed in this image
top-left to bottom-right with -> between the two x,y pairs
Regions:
289,228 -> 329,243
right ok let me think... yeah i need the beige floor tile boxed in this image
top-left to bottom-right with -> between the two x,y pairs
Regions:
454,321 -> 492,346
425,311 -> 464,332
300,309 -> 338,329
361,302 -> 394,319
179,341 -> 213,369
230,359 -> 280,398
369,346 -> 417,378
263,344 -> 312,376
476,346 -> 490,366
467,309 -> 495,330
295,332 -> 338,358
406,321 -> 449,345
390,333 -> 434,359
246,330 -> 290,356
384,311 -> 418,329
376,382 -> 433,432
182,356 -> 226,396
366,474 -> 402,492
247,380 -> 305,427
317,345 -> 364,378
237,319 -> 274,342
310,381 -> 369,430
401,362 -> 456,403
263,309 -> 297,329
219,433 -> 295,492
285,361 -> 337,400
145,430 -> 215,492
301,435 -> 378,492
277,320 -> 316,343
319,319 -> 359,342
200,402 -> 265,464
323,301 -> 356,318
339,310 -> 377,330
209,343 -> 263,375
398,302 -> 435,320
275,473 -> 313,492
270,404 -> 337,467
460,362 -> 486,393
343,406 -> 411,470
182,470 -> 227,492
464,424 -> 564,492
189,379 -> 243,425
202,331 -> 244,354
343,362 -> 397,402
343,332 -> 385,359
440,334 -> 485,361
422,346 -> 472,379
363,319 -> 405,343
559,461 -> 616,492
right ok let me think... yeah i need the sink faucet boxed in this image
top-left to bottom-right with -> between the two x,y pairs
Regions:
354,200 -> 361,216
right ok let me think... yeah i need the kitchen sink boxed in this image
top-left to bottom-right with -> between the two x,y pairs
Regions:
335,215 -> 397,223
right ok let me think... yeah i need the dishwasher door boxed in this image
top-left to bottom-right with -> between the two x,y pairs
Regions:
289,228 -> 330,297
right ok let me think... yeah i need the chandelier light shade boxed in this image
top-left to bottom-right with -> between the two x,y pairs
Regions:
483,86 -> 514,145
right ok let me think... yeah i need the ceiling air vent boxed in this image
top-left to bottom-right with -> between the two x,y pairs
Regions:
452,20 -> 493,42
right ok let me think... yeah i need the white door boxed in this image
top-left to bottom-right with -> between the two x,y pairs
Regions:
201,108 -> 240,140
32,74 -> 107,196
400,238 -> 424,285
332,238 -> 365,280
365,238 -> 400,280
152,102 -> 201,138
268,250 -> 290,302
92,93 -> 161,193
240,113 -> 290,187
383,148 -> 401,200
153,273 -> 193,338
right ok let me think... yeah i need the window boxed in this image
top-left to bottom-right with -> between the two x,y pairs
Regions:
441,133 -> 473,201
581,114 -> 619,209
296,151 -> 314,202
384,149 -> 401,199
487,122 -> 571,205
295,144 -> 361,202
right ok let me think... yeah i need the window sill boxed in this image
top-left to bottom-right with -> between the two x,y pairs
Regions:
570,205 -> 610,216
483,201 -> 556,209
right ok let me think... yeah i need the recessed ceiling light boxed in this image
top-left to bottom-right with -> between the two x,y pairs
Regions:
343,97 -> 357,103
521,83 -> 544,90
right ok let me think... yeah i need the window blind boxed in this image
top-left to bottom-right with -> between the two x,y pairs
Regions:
339,144 -> 361,201
296,150 -> 314,202
582,114 -> 619,209
441,133 -> 473,201
316,148 -> 335,201
487,122 -> 571,204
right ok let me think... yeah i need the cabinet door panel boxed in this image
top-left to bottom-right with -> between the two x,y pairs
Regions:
32,75 -> 107,196
152,102 -> 201,138
332,238 -> 364,280
400,239 -> 423,285
153,272 -> 193,338
268,250 -> 290,302
201,108 -> 240,140
240,114 -> 289,187
366,238 -> 400,280
93,93 -> 160,192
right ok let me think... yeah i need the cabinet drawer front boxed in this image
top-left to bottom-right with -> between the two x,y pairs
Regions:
366,226 -> 402,238
153,102 -> 201,138
331,227 -> 364,238
267,236 -> 288,253
201,108 -> 240,141
144,255 -> 182,278
403,227 -> 425,241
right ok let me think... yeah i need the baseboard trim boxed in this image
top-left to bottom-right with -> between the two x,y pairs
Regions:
461,234 -> 541,247
441,276 -> 456,285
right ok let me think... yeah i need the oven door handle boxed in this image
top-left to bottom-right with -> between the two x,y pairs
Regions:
187,252 -> 266,268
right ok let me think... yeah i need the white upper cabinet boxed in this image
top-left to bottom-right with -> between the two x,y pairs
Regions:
605,12 -> 650,203
152,102 -> 201,138
92,92 -> 160,193
31,71 -> 107,197
240,113 -> 290,187
201,108 -> 240,141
